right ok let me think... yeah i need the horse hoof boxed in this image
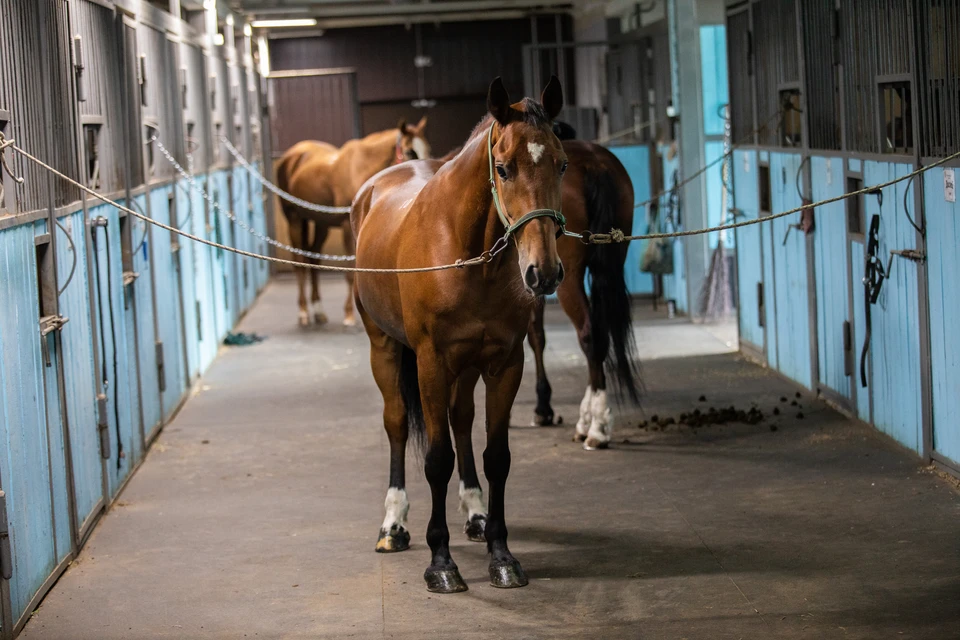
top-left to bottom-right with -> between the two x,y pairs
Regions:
375,527 -> 410,553
489,559 -> 528,589
314,312 -> 329,326
532,412 -> 554,427
424,567 -> 468,593
342,315 -> 357,328
573,433 -> 587,443
583,437 -> 609,451
464,514 -> 487,542
298,312 -> 310,327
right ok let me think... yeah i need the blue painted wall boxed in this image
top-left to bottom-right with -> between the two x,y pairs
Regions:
766,152 -> 812,389
850,240 -> 870,422
607,145 -> 654,296
700,26 -> 729,139
861,161 -> 924,454
811,156 -> 852,400
658,146 -> 688,312
732,150 -> 763,350
925,167 -> 960,465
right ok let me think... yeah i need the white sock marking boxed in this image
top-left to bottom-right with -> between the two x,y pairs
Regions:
381,487 -> 409,533
576,385 -> 593,437
459,481 -> 486,518
586,389 -> 613,444
527,142 -> 545,164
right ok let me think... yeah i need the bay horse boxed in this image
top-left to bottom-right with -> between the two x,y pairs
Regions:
442,123 -> 642,449
527,131 -> 641,450
276,118 -> 430,327
351,77 -> 566,593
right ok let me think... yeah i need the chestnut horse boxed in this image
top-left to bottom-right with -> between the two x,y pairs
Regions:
352,77 -> 566,593
276,118 -> 430,327
442,124 -> 642,449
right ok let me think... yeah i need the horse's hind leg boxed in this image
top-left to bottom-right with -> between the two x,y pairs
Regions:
308,221 -> 330,325
482,349 -> 528,588
287,215 -> 310,326
341,219 -> 357,327
418,350 -> 468,593
360,302 -> 411,553
558,274 -> 612,450
527,303 -> 554,426
450,369 -> 486,542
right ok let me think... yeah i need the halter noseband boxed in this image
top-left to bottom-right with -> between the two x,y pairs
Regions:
487,125 -> 566,239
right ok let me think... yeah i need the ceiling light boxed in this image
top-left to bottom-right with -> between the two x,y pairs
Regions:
243,23 -> 253,37
250,18 -> 318,28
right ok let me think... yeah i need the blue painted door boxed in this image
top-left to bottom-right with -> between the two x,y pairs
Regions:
130,194 -> 160,448
732,150 -> 763,350
190,175 -> 220,373
766,153 -> 813,389
811,156 -> 852,400
90,203 -> 142,497
149,186 -> 188,423
859,161 -> 924,453
924,167 -> 960,464
55,211 -> 105,536
0,222 -> 74,627
175,181 -> 202,382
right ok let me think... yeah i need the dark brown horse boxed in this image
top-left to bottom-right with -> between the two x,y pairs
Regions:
527,135 -> 641,450
351,77 -> 566,593
442,126 -> 642,450
276,118 -> 430,327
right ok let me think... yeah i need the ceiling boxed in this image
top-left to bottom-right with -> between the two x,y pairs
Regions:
229,0 -> 580,30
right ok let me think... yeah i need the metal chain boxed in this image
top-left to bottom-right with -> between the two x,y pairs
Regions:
4,132 -> 959,271
5,136 -> 505,273
218,136 -> 352,215
152,137 -> 355,262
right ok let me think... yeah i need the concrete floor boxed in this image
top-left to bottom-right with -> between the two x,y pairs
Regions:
21,277 -> 960,640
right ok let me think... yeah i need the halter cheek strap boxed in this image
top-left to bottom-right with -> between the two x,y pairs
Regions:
487,125 -> 567,239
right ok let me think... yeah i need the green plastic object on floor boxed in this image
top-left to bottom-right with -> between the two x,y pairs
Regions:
223,332 -> 265,346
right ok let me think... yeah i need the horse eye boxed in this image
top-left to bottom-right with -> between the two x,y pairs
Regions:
496,165 -> 508,180
560,161 -> 568,176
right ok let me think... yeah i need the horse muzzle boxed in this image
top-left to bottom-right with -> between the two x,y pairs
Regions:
524,261 -> 564,296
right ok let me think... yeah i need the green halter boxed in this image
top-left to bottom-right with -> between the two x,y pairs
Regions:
487,125 -> 567,239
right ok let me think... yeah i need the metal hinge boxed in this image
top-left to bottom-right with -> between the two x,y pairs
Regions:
122,270 -> 140,286
39,315 -> 69,367
97,393 -> 110,459
0,491 -> 11,580
156,341 -> 166,392
195,300 -> 203,341
757,282 -> 765,328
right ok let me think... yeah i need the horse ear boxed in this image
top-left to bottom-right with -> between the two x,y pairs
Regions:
487,77 -> 511,125
415,115 -> 428,132
541,75 -> 564,121
397,118 -> 410,135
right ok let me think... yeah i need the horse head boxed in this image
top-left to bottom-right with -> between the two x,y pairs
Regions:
486,76 -> 567,297
396,116 -> 431,161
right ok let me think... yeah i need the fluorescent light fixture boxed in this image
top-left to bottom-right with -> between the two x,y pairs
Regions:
213,33 -> 225,46
250,18 -> 318,28
243,23 -> 253,37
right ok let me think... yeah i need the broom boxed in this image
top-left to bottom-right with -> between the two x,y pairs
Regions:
698,105 -> 736,321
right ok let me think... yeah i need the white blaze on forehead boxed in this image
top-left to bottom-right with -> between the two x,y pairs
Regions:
527,141 -> 546,164
412,137 -> 429,160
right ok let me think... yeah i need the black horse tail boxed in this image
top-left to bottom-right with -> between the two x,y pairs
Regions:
585,169 -> 643,404
398,345 -> 427,451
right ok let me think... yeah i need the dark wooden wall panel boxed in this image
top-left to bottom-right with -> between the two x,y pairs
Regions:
360,96 -> 487,157
269,72 -> 359,154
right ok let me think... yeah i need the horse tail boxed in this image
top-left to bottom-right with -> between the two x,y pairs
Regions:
398,346 -> 426,451
584,165 -> 643,404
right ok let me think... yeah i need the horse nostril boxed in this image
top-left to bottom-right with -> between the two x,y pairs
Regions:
524,265 -> 541,290
557,262 -> 565,284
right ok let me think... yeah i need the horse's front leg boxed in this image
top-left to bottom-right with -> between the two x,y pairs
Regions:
482,349 -> 528,588
450,369 -> 487,542
418,351 -> 468,593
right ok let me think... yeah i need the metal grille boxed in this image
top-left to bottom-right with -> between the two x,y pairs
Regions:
122,21 -> 145,187
139,24 -> 182,181
0,0 -> 79,212
726,9 -> 754,144
917,0 -> 960,157
181,42 -> 210,170
840,0 -> 913,153
211,52 -> 233,164
752,0 -> 800,146
801,0 -> 841,150
74,0 -> 126,192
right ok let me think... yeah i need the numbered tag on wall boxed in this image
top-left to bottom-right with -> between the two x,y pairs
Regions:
945,168 -> 956,203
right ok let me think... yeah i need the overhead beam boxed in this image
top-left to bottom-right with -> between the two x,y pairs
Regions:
240,0 -> 573,19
